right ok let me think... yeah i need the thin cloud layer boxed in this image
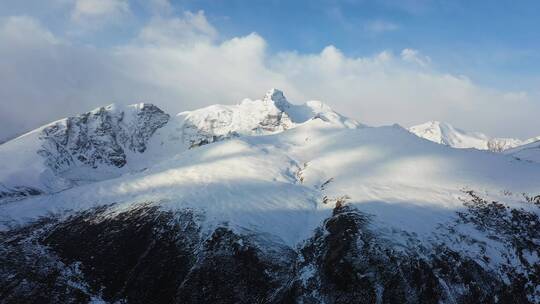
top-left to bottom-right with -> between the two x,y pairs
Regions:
71,0 -> 130,26
0,11 -> 539,142
137,11 -> 218,46
364,20 -> 399,33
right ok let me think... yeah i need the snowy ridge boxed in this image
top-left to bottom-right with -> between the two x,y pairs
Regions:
3,114 -> 540,240
505,138 -> 540,163
177,88 -> 359,149
408,120 -> 490,149
409,120 -> 538,153
0,89 -> 356,202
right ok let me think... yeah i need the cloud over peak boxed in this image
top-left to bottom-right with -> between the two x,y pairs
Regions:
0,11 -> 539,142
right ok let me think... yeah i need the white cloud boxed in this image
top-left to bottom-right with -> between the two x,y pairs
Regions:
71,0 -> 130,28
401,48 -> 431,67
0,16 -> 123,141
1,12 -> 539,141
137,11 -> 218,46
0,16 -> 58,45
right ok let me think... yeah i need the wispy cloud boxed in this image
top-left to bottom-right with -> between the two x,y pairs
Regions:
364,20 -> 399,33
148,0 -> 173,15
401,48 -> 431,67
377,0 -> 433,15
137,10 -> 217,46
70,0 -> 130,30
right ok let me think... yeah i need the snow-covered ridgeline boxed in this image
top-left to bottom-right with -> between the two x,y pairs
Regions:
0,89 -> 356,201
408,120 -> 539,153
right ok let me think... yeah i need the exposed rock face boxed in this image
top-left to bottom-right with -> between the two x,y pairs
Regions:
176,227 -> 295,304
487,137 -> 524,152
263,88 -> 291,112
287,201 -> 539,304
0,203 -> 294,304
181,89 -> 295,149
37,103 -> 169,173
0,185 -> 42,201
0,103 -> 170,202
1,192 -> 539,303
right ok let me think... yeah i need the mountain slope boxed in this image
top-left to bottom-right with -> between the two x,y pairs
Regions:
1,91 -> 539,303
505,139 -> 540,163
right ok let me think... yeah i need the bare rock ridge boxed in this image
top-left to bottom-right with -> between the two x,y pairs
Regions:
38,103 -> 170,172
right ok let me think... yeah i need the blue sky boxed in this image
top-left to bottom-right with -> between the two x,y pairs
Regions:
0,0 -> 540,139
179,0 -> 540,89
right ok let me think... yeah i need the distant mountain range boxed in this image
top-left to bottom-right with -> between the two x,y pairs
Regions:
409,120 -> 540,162
409,120 -> 539,151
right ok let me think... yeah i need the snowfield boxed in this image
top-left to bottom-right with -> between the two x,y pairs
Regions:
505,139 -> 540,163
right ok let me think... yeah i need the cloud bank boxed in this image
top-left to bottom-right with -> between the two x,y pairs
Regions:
0,10 -> 539,142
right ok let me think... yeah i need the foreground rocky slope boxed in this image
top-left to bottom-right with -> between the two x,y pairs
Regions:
1,90 -> 539,303
1,191 -> 539,303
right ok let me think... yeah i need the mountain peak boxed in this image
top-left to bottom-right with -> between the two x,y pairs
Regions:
419,120 -> 451,129
263,88 -> 290,110
409,120 -> 489,149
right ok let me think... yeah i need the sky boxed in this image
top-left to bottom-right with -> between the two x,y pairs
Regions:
1,0 -> 540,141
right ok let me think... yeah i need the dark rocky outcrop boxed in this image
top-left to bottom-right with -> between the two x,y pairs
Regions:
285,200 -> 538,304
176,227 -> 295,304
0,203 -> 294,304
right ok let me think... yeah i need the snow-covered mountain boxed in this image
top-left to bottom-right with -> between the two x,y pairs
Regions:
408,120 -> 540,155
1,90 -> 539,303
408,121 -> 491,150
0,89 -> 357,202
